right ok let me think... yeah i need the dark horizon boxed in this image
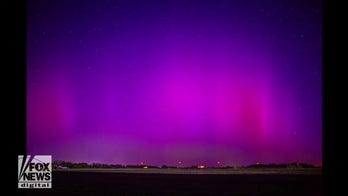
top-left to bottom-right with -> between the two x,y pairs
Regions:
52,159 -> 321,168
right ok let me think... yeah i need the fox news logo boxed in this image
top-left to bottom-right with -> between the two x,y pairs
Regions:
18,155 -> 52,188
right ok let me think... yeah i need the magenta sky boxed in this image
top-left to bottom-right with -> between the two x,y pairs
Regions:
27,0 -> 322,166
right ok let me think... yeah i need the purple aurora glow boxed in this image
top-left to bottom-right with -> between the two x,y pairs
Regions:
27,0 -> 322,166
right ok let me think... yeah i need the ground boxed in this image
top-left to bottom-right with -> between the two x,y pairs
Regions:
23,168 -> 322,195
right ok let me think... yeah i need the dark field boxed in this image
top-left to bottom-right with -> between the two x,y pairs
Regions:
25,169 -> 322,195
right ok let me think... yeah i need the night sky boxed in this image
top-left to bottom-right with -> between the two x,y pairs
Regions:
27,0 -> 322,166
